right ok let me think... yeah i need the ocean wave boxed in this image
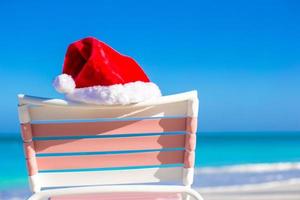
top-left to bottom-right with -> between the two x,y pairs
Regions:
198,178 -> 300,192
193,162 -> 300,188
195,162 -> 300,174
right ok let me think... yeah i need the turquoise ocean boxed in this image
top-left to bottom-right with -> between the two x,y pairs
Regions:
1,131 -> 300,199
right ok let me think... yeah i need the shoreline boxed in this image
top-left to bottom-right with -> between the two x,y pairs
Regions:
1,179 -> 300,200
198,178 -> 300,192
1,161 -> 300,199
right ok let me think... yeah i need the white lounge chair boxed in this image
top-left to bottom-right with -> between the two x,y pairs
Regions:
17,91 -> 203,200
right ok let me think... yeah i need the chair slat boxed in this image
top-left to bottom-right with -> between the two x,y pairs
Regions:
39,167 -> 183,188
29,101 -> 188,121
37,151 -> 184,171
31,118 -> 187,138
35,134 -> 185,154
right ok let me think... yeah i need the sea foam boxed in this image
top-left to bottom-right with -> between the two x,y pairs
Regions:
193,162 -> 300,188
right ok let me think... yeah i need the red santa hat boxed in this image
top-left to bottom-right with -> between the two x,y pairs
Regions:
53,37 -> 161,105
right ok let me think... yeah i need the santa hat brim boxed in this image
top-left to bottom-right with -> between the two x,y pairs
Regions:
65,81 -> 161,105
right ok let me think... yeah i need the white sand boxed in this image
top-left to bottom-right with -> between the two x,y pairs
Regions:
198,179 -> 300,200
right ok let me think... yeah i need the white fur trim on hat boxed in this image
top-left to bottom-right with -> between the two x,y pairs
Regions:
53,74 -> 76,94
65,81 -> 162,105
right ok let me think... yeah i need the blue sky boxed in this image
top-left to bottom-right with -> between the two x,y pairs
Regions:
0,0 -> 299,133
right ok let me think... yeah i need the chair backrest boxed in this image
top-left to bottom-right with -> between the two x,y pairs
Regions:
17,91 -> 199,192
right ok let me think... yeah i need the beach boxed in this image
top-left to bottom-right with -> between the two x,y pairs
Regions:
197,163 -> 300,200
1,132 -> 300,199
1,0 -> 300,198
2,181 -> 300,200
1,174 -> 300,199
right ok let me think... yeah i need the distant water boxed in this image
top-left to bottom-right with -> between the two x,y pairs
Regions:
196,131 -> 300,166
1,132 -> 300,198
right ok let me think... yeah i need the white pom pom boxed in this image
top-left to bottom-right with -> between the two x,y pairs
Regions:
53,74 -> 75,94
